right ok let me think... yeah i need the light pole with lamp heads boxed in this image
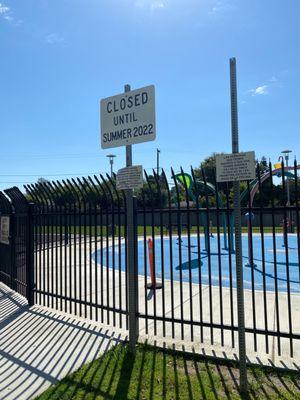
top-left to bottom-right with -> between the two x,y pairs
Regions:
106,154 -> 116,177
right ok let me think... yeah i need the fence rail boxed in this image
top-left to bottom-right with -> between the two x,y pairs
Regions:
1,161 -> 299,361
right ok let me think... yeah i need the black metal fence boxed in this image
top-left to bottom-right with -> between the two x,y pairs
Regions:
0,160 -> 299,360
0,188 -> 33,299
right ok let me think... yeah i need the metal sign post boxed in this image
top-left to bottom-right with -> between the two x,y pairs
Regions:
124,84 -> 139,352
230,57 -> 248,396
100,83 -> 156,352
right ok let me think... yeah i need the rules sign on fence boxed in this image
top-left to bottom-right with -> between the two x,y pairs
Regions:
216,151 -> 256,182
100,85 -> 156,149
116,165 -> 143,190
0,216 -> 10,245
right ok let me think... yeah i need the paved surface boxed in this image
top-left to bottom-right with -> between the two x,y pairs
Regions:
0,283 -> 126,400
1,277 -> 300,400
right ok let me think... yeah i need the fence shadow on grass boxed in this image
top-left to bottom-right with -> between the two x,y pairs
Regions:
18,337 -> 300,400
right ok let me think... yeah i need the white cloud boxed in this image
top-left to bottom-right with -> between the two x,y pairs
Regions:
46,33 -> 65,45
0,3 -> 9,14
249,85 -> 268,96
244,75 -> 281,102
134,0 -> 166,11
4,15 -> 12,21
151,2 -> 164,10
209,0 -> 234,15
0,2 -> 18,24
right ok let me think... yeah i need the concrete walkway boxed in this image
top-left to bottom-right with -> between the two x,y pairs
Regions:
0,283 -> 126,400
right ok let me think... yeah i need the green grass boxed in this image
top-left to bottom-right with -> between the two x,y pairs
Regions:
35,343 -> 300,400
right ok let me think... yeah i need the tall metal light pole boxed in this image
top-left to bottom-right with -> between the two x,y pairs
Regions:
156,148 -> 160,175
106,154 -> 116,177
280,149 -> 292,232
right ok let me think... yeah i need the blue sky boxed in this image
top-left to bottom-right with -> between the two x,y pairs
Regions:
0,0 -> 299,190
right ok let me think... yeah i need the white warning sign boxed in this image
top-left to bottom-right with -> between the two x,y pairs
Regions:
216,151 -> 256,182
101,85 -> 156,149
0,216 -> 10,245
116,165 -> 143,190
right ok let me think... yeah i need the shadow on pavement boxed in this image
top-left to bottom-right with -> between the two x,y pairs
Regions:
0,283 -> 124,400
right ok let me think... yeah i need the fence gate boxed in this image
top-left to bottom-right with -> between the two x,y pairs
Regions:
0,192 -> 13,289
0,188 -> 33,302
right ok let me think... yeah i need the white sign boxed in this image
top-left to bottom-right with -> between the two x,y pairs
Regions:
101,85 -> 156,149
216,151 -> 256,182
116,165 -> 143,190
0,216 -> 10,245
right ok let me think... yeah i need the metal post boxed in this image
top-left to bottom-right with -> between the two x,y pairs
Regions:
157,148 -> 160,175
286,156 -> 290,206
10,214 -> 16,291
26,203 -> 35,306
125,83 -> 139,352
284,152 -> 292,232
280,150 -> 293,233
230,57 -> 248,396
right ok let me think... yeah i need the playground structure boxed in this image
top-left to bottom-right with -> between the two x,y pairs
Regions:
240,164 -> 300,207
174,172 -> 233,253
174,163 -> 300,267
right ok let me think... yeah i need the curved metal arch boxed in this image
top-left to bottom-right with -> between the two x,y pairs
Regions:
93,175 -> 109,210
170,167 -> 181,211
4,186 -> 29,212
161,169 -> 172,208
64,179 -> 80,207
113,172 -> 127,207
50,180 -> 64,204
70,178 -> 86,211
248,165 -> 300,206
24,184 -> 38,203
76,177 -> 91,204
37,183 -> 53,207
144,170 -> 156,208
106,173 -> 122,209
44,181 -> 62,206
87,176 -> 103,204
82,176 -> 95,196
179,167 -> 192,208
152,169 -> 163,202
0,191 -> 12,214
100,174 -> 115,208
26,184 -> 44,205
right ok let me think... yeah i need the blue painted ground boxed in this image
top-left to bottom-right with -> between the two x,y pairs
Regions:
92,234 -> 300,293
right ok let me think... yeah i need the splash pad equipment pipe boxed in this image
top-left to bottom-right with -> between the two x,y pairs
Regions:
245,212 -> 256,267
147,238 -> 162,290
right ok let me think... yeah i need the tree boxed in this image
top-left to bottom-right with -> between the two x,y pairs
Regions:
193,153 -> 217,185
37,177 -> 50,184
135,174 -> 168,208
